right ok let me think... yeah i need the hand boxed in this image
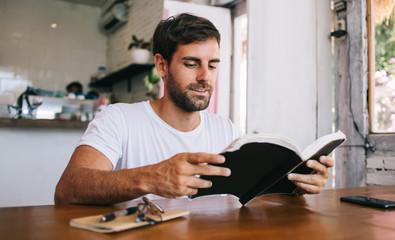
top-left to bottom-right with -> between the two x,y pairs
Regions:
287,156 -> 335,194
144,152 -> 231,198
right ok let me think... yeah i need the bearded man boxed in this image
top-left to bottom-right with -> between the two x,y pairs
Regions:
55,13 -> 334,205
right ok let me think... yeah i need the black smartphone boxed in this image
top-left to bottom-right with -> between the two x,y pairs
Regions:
340,196 -> 395,209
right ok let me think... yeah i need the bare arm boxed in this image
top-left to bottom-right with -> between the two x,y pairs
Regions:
54,145 -> 230,205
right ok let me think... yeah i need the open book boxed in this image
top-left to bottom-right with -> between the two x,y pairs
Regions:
191,130 -> 346,205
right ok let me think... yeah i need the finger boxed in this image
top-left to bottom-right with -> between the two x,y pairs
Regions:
186,153 -> 226,165
319,156 -> 335,168
186,176 -> 213,189
306,160 -> 330,178
174,177 -> 212,197
187,188 -> 198,196
165,187 -> 198,198
288,172 -> 327,189
159,177 -> 204,198
291,181 -> 321,194
193,164 -> 231,177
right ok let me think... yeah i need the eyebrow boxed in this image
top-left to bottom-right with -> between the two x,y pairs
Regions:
182,56 -> 221,63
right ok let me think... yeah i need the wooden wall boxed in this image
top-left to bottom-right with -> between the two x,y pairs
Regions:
334,0 -> 395,187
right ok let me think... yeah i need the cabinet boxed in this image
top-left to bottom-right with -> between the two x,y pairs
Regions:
89,64 -> 154,92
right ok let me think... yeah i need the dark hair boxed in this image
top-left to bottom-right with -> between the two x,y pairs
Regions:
66,81 -> 83,93
152,13 -> 220,64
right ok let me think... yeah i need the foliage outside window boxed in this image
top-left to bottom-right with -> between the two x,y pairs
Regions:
372,1 -> 395,132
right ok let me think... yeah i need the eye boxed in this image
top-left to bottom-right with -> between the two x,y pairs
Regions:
209,62 -> 219,70
184,63 -> 197,68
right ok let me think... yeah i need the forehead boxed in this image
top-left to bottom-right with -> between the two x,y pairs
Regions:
173,39 -> 220,60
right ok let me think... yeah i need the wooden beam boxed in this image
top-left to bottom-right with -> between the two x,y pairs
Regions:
334,0 -> 369,188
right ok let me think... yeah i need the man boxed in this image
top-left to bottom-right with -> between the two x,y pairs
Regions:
66,81 -> 83,94
55,13 -> 334,205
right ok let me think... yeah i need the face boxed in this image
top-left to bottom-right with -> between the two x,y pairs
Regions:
69,85 -> 81,93
164,39 -> 220,112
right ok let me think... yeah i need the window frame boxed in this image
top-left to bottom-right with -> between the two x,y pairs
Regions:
367,0 -> 395,134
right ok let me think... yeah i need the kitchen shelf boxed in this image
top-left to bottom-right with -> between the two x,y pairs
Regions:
0,118 -> 89,129
89,63 -> 154,91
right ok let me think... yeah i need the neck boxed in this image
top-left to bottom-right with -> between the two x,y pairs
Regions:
150,98 -> 201,132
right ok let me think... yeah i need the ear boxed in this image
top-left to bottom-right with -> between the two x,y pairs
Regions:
154,53 -> 168,79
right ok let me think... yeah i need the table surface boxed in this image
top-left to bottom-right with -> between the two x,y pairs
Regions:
1,186 -> 395,240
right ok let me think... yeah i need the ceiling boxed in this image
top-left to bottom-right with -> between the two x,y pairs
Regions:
57,0 -> 107,7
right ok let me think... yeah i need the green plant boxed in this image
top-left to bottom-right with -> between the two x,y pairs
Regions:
128,35 -> 152,50
374,17 -> 395,132
143,67 -> 161,100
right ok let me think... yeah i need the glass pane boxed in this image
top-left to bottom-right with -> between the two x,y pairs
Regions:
232,14 -> 247,133
372,1 -> 395,132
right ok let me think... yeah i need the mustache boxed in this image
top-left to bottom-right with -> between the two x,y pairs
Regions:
187,81 -> 213,91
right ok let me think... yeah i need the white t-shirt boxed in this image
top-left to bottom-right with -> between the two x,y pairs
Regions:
77,101 -> 243,170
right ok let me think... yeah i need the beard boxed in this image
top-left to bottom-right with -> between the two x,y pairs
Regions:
166,70 -> 213,112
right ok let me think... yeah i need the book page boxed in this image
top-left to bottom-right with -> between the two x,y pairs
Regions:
222,133 -> 302,157
301,131 -> 346,160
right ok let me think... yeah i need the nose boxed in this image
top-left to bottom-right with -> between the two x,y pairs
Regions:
197,65 -> 210,82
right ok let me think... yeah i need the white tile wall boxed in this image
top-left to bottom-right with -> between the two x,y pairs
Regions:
0,0 -> 107,98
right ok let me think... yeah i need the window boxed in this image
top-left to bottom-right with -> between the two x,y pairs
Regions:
232,13 -> 247,133
369,0 -> 395,133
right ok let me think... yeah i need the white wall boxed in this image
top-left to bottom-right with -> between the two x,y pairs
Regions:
0,128 -> 84,207
247,0 -> 332,149
0,0 -> 105,207
0,0 -> 106,95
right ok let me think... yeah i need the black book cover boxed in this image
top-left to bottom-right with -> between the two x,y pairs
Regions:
191,135 -> 345,205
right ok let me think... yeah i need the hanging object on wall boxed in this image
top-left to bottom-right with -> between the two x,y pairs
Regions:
211,0 -> 243,8
99,2 -> 129,34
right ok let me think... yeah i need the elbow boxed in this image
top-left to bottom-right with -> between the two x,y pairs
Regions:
54,179 -> 70,205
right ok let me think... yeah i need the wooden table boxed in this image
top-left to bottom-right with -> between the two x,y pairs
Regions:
1,186 -> 395,239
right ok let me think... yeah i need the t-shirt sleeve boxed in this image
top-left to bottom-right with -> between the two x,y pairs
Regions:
228,119 -> 244,140
77,105 -> 125,169
205,112 -> 244,152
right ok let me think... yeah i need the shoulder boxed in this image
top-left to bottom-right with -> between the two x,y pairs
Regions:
96,101 -> 150,120
201,111 -> 235,128
89,101 -> 151,130
100,101 -> 149,114
202,111 -> 231,125
201,111 -> 243,139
